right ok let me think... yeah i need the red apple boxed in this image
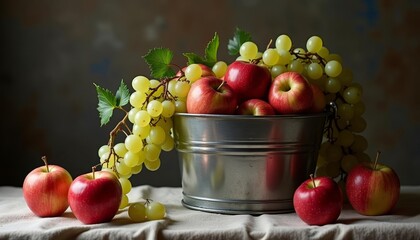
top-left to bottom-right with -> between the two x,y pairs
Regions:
23,156 -> 73,217
309,84 -> 326,113
268,72 -> 314,114
346,151 -> 400,216
68,170 -> 122,224
224,61 -> 271,102
186,76 -> 238,114
236,99 -> 275,116
293,175 -> 343,225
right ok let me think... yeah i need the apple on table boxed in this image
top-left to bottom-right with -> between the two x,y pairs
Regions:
293,175 -> 343,225
23,156 -> 73,217
186,76 -> 238,114
346,151 -> 400,216
68,169 -> 122,224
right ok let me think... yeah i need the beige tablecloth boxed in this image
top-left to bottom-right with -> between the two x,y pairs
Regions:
0,185 -> 419,240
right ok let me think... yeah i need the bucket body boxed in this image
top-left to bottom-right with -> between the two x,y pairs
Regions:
173,113 -> 329,214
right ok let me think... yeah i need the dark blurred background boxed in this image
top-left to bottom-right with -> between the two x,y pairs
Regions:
1,0 -> 419,187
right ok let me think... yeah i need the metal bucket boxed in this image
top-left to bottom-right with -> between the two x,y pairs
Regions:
173,112 -> 329,214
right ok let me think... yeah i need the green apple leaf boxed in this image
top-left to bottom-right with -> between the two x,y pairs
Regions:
183,32 -> 219,67
94,83 -> 117,127
228,27 -> 252,56
115,79 -> 130,107
143,47 -> 176,79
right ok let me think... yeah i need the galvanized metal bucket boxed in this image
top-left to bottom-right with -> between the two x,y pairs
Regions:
173,112 -> 330,214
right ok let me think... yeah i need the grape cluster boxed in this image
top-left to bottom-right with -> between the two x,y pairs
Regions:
234,35 -> 368,181
97,66 -> 202,209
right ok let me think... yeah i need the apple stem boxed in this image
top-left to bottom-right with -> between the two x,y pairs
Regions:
41,156 -> 49,172
216,80 -> 225,91
374,151 -> 381,170
92,166 -> 96,179
310,174 -> 316,188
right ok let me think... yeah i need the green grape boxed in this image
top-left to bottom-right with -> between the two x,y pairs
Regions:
175,100 -> 187,113
167,80 -> 177,96
350,135 -> 368,153
135,110 -> 151,127
275,34 -> 292,51
131,164 -> 143,174
128,202 -> 147,222
119,177 -> 132,195
124,151 -> 141,167
271,65 -> 287,78
157,117 -> 173,131
317,46 -> 329,59
114,143 -> 128,157
239,41 -> 258,59
116,161 -> 131,176
262,48 -> 279,66
287,60 -> 304,74
343,86 -> 362,104
212,61 -> 227,78
339,68 -> 353,86
144,158 -> 161,171
293,47 -> 306,55
277,49 -> 292,65
119,194 -> 129,209
319,141 -> 331,157
306,36 -> 323,53
149,126 -> 166,145
337,103 -> 354,121
325,60 -> 342,77
315,163 -> 328,177
161,100 -> 175,118
98,145 -> 110,158
349,116 -> 367,133
326,143 -> 343,162
149,79 -> 163,97
129,91 -> 146,108
161,136 -> 174,152
132,76 -> 150,93
147,100 -> 163,118
125,134 -> 143,153
325,78 -> 341,93
326,53 -> 343,63
353,101 -> 366,116
185,64 -> 202,82
145,143 -> 161,161
307,62 -> 323,79
174,81 -> 191,98
128,108 -> 140,124
336,129 -> 354,147
146,201 -> 166,220
341,154 -> 359,173
137,124 -> 151,139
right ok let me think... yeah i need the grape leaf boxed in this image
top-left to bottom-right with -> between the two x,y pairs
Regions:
183,32 -> 219,67
115,80 -> 129,107
228,28 -> 252,56
143,48 -> 175,79
94,83 -> 117,127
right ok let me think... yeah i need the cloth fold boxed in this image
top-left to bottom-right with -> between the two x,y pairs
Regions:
1,186 -> 419,240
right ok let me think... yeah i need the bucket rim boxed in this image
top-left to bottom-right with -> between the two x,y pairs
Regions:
174,111 -> 331,120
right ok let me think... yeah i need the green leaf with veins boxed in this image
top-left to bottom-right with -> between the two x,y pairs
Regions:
115,80 -> 130,107
94,83 -> 117,127
228,27 -> 252,56
143,48 -> 175,79
183,32 -> 219,67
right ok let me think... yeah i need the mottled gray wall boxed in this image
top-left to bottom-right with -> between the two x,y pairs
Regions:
1,0 -> 419,186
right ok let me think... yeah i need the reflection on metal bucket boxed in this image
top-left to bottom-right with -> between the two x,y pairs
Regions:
173,112 -> 329,214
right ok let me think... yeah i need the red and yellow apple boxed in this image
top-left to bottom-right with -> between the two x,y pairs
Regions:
23,156 -> 73,217
293,175 -> 343,225
268,72 -> 314,114
346,152 -> 400,216
186,76 -> 238,114
236,99 -> 275,116
68,170 -> 122,224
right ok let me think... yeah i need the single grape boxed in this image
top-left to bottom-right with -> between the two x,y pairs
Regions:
144,143 -> 161,161
287,60 -> 304,74
113,143 -> 128,158
149,79 -> 163,97
175,100 -> 187,113
147,100 -> 163,118
129,91 -> 146,108
125,134 -> 143,153
325,78 -> 341,93
350,135 -> 368,153
341,154 -> 359,173
132,76 -> 150,93
353,101 -> 366,116
119,194 -> 129,209
144,158 -> 161,171
131,164 -> 143,174
119,177 -> 132,195
185,64 -> 202,82
337,103 -> 354,121
161,100 -> 175,118
239,41 -> 258,59
306,36 -> 323,53
174,81 -> 191,98
116,161 -> 132,176
98,145 -> 110,158
262,48 -> 279,66
135,110 -> 151,127
128,108 -> 140,124
349,116 -> 367,133
336,129 -> 355,147
275,34 -> 292,51
317,46 -> 330,59
149,126 -> 166,145
146,201 -> 166,220
271,65 -> 287,78
277,49 -> 292,65
343,86 -> 362,104
325,60 -> 342,77
124,151 -> 141,167
136,124 -> 151,139
212,61 -> 227,78
326,143 -> 343,162
128,202 -> 147,222
307,62 -> 323,79
161,136 -> 174,152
